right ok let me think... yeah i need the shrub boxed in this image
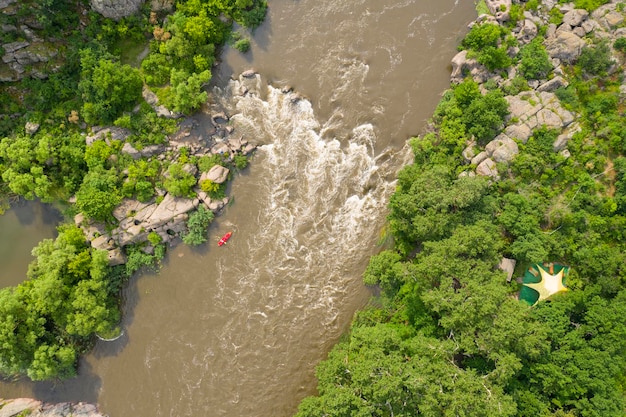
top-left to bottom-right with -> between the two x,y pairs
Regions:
234,154 -> 249,170
578,41 -> 614,76
234,38 -> 251,53
519,39 -> 552,80
614,37 -> 626,53
574,0 -> 610,12
182,205 -> 215,245
477,46 -> 512,71
163,163 -> 197,197
462,23 -> 503,51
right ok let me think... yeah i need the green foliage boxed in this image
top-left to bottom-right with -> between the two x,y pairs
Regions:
300,3 -> 626,415
477,45 -> 512,71
233,154 -> 249,170
78,49 -> 143,124
234,38 -> 251,53
462,23 -> 503,51
121,159 -> 160,202
74,168 -> 122,222
167,69 -> 211,114
163,163 -> 197,197
577,40 -> 615,76
198,154 -> 225,172
0,226 -> 121,380
519,38 -> 552,80
0,129 -> 87,202
181,205 -> 215,245
614,37 -> 626,53
573,0 -> 610,12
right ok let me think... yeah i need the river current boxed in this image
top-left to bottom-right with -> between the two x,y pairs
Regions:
0,1 -> 475,415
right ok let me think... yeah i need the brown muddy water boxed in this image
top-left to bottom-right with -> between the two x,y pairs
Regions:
0,201 -> 61,288
0,1 -> 475,415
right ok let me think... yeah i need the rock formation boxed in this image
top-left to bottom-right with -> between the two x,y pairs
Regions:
89,0 -> 144,19
0,398 -> 106,417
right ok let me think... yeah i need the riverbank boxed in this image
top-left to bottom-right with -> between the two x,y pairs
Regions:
294,0 -> 626,415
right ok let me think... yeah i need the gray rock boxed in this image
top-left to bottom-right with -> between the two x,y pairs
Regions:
0,398 -> 42,417
122,142 -> 141,159
90,0 -> 144,19
471,151 -> 489,166
462,142 -> 477,163
486,134 -> 519,163
86,127 -> 132,145
241,69 -> 257,78
140,144 -> 165,158
450,50 -> 479,83
604,11 -> 625,28
476,158 -> 498,178
499,257 -> 517,282
504,123 -> 532,143
545,30 -> 585,63
562,9 -> 588,27
0,0 -> 18,8
150,0 -> 173,11
536,108 -> 564,128
537,76 -> 568,92
182,163 -> 198,177
91,235 -> 115,251
202,165 -> 230,184
107,248 -> 126,266
517,19 -> 538,44
581,19 -> 600,34
25,121 -> 40,135
2,41 -> 29,54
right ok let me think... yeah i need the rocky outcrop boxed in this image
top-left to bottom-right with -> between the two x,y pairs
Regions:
73,73 -> 260,265
89,0 -> 144,19
0,398 -> 106,417
452,0 -> 626,180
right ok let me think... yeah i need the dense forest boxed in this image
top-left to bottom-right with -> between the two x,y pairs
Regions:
0,0 -> 265,380
295,0 -> 626,416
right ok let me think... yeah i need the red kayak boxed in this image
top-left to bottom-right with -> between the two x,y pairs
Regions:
218,231 -> 233,246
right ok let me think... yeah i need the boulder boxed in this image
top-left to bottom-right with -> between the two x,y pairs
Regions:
486,134 -> 519,163
450,50 -> 478,83
536,108 -> 565,129
562,9 -> 588,27
471,151 -> 489,166
517,19 -> 538,44
25,121 -> 40,135
0,398 -> 42,417
202,165 -> 230,184
122,142 -> 141,159
241,69 -> 257,78
476,158 -> 498,178
107,248 -> 127,266
86,127 -> 132,146
604,10 -> 625,28
545,30 -> 585,63
536,76 -> 568,92
504,123 -> 532,143
498,257 -> 517,282
90,0 -> 144,19
462,142 -> 477,163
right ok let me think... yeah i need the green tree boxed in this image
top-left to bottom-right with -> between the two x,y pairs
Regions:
519,39 -> 552,80
74,168 -> 122,221
79,49 -> 143,124
182,205 -> 215,245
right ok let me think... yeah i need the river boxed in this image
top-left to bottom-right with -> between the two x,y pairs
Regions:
0,0 -> 475,415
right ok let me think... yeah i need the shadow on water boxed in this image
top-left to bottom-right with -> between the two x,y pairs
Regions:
10,199 -> 63,227
1,360 -> 102,404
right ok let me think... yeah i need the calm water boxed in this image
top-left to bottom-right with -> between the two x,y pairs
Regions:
0,201 -> 61,288
0,1 -> 475,415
